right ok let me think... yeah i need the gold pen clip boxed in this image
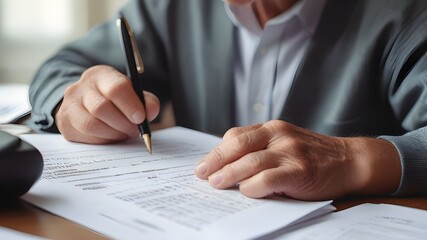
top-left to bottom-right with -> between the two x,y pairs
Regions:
123,19 -> 145,74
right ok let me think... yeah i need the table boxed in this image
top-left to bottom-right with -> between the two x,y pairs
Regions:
1,196 -> 426,240
0,200 -> 106,240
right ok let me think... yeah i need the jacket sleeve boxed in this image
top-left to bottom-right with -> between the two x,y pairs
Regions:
381,128 -> 427,196
379,8 -> 427,196
29,0 -> 171,132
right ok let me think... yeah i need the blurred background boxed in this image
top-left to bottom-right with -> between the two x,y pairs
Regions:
0,0 -> 127,84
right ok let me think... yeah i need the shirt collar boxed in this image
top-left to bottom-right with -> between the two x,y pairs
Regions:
224,0 -> 328,36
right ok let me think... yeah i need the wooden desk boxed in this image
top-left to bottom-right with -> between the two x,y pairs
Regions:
334,196 -> 427,211
1,197 -> 426,240
0,200 -> 107,240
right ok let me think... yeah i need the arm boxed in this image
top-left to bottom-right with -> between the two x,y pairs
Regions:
378,8 -> 427,196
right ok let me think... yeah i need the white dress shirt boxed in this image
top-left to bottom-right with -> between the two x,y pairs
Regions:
225,0 -> 327,126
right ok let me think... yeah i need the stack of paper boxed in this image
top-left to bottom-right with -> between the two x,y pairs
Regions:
0,83 -> 31,124
20,127 -> 334,240
274,203 -> 427,239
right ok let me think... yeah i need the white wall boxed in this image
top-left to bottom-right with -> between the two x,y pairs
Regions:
0,0 -> 127,84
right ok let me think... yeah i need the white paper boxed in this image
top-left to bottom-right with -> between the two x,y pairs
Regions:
20,127 -> 333,240
0,83 -> 31,124
0,227 -> 46,240
274,203 -> 427,240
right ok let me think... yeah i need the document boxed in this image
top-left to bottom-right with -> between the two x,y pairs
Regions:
273,203 -> 427,240
0,83 -> 31,124
20,127 -> 333,240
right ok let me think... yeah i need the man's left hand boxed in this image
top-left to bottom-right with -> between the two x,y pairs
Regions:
195,120 -> 401,200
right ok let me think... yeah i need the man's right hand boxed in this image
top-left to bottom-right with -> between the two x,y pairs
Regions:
55,65 -> 160,144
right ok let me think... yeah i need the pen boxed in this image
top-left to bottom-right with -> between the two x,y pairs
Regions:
116,16 -> 152,154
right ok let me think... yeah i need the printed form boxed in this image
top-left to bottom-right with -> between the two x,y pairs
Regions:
20,127 -> 333,240
274,203 -> 427,239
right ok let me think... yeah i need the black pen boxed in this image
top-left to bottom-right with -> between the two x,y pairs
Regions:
116,17 -> 152,154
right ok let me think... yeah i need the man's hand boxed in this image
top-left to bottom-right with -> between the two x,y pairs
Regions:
55,65 -> 160,144
195,120 -> 402,200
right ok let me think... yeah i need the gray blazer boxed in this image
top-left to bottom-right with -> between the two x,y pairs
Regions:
30,0 -> 427,196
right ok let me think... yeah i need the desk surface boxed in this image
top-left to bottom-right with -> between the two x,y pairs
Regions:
1,196 -> 426,240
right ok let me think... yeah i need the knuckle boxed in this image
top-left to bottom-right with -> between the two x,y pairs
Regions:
233,131 -> 254,149
63,83 -> 79,99
248,154 -> 267,174
89,96 -> 110,116
210,147 -> 226,166
223,127 -> 242,140
104,77 -> 130,99
266,120 -> 289,133
82,65 -> 110,77
283,137 -> 305,153
80,115 -> 100,134
80,66 -> 101,83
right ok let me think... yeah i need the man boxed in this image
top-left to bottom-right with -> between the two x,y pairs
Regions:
30,0 -> 427,200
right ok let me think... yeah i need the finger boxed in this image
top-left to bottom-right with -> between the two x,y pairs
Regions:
238,167 -> 289,199
196,125 -> 269,179
82,89 -> 139,138
62,125 -> 118,144
239,162 -> 319,199
143,91 -> 161,122
68,103 -> 129,141
94,69 -> 149,124
207,150 -> 278,189
58,106 -> 121,145
223,124 -> 263,141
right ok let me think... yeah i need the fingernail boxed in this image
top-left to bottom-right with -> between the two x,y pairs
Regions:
132,111 -> 145,124
196,162 -> 207,176
209,172 -> 223,186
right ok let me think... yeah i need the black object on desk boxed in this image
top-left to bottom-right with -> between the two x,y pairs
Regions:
0,130 -> 43,200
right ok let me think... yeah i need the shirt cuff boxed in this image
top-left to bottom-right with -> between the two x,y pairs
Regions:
379,127 -> 427,196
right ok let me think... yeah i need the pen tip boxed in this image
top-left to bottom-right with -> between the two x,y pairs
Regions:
142,134 -> 152,155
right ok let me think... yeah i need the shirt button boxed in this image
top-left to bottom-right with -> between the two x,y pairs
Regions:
252,103 -> 263,113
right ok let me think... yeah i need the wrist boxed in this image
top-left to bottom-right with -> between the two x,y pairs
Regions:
345,137 -> 402,196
